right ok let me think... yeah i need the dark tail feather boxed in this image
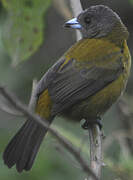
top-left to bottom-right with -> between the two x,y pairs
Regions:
3,119 -> 52,172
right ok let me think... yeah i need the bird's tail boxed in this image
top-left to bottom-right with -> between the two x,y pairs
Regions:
3,119 -> 52,172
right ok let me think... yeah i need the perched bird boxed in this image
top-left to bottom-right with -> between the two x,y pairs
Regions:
3,5 -> 131,172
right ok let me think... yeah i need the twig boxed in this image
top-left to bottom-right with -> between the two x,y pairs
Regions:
0,79 -> 38,116
0,99 -> 23,116
69,0 -> 82,41
69,0 -> 82,18
70,0 -> 103,179
0,86 -> 98,180
28,79 -> 38,110
53,0 -> 72,20
88,125 -> 102,180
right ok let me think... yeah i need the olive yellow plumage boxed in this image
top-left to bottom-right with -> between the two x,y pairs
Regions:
36,34 -> 131,121
3,5 -> 131,172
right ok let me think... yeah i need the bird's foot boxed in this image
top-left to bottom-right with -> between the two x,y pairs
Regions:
81,117 -> 103,130
95,117 -> 103,130
81,120 -> 90,130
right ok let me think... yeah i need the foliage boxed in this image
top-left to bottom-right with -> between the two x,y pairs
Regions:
129,0 -> 133,4
1,0 -> 51,66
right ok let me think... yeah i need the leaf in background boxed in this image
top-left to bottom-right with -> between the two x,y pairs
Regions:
129,0 -> 133,4
1,0 -> 51,66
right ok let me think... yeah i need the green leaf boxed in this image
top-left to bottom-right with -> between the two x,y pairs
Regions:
129,0 -> 133,4
1,0 -> 51,66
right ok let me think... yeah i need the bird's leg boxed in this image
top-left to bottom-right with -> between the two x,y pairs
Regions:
81,120 -> 91,130
82,117 -> 106,139
95,117 -> 106,139
81,117 -> 103,130
95,117 -> 103,130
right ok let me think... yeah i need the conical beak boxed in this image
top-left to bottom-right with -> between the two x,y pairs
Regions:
64,18 -> 82,29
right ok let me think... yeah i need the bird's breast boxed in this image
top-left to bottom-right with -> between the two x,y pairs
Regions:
62,40 -> 131,121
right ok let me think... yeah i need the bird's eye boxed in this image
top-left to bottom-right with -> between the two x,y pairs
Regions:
84,17 -> 91,24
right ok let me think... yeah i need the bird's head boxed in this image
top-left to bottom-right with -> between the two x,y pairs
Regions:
64,5 -> 128,39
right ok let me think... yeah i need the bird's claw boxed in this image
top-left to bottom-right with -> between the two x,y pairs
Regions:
81,117 -> 103,130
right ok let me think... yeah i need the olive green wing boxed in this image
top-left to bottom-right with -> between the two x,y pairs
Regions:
36,52 -> 124,116
45,53 -> 124,116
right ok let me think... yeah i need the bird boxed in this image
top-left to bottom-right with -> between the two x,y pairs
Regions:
3,5 -> 131,173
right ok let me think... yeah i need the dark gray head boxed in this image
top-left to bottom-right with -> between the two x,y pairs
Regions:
64,5 -> 127,39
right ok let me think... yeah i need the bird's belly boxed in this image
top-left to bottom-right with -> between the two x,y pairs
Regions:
62,74 -> 127,121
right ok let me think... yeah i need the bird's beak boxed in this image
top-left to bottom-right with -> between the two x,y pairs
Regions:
64,18 -> 82,29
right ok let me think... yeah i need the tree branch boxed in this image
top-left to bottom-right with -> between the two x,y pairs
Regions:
28,79 -> 38,110
88,126 -> 103,180
69,0 -> 82,41
0,86 -> 98,180
53,0 -> 72,20
0,99 -> 23,116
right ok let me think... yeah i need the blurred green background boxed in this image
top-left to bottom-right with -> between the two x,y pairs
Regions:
0,0 -> 133,179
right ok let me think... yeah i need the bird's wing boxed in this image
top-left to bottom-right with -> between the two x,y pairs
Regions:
48,51 -> 124,115
36,48 -> 124,116
36,57 -> 66,97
